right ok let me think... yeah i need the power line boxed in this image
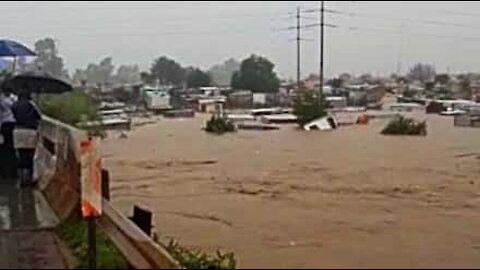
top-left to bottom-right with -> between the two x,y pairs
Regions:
323,9 -> 480,30
437,10 -> 480,18
320,1 -> 325,95
328,23 -> 480,42
297,7 -> 301,90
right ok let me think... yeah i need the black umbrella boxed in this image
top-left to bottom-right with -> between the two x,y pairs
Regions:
1,71 -> 73,94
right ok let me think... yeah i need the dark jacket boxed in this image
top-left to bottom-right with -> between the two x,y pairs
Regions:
12,100 -> 41,129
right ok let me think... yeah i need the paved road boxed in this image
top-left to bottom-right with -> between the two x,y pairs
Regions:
0,181 -> 64,269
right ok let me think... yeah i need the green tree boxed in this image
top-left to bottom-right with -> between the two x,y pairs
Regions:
150,56 -> 185,86
74,57 -> 115,87
231,54 -> 280,93
38,90 -> 98,126
359,73 -> 374,84
459,78 -> 472,99
140,71 -> 155,85
407,63 -> 436,83
425,81 -> 435,91
330,78 -> 343,89
293,90 -> 328,127
434,73 -> 450,85
34,38 -> 67,78
185,67 -> 211,88
115,64 -> 140,85
208,58 -> 240,86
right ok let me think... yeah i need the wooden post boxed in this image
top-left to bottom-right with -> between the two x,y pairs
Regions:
129,205 -> 153,236
88,216 -> 97,269
101,169 -> 110,201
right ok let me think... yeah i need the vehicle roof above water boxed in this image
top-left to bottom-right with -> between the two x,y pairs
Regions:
99,109 -> 126,115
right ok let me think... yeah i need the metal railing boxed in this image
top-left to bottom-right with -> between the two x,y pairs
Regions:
36,116 -> 179,269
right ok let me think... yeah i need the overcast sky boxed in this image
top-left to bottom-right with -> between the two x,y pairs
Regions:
2,1 -> 480,79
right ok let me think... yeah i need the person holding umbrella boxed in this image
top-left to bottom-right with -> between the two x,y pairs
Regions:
0,87 -> 18,181
1,68 -> 73,186
12,90 -> 41,187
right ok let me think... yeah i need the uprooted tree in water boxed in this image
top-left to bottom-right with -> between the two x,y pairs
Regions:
381,116 -> 427,136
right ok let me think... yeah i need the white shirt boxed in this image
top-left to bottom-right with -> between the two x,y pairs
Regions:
0,93 -> 17,124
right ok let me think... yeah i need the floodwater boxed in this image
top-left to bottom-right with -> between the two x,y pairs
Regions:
103,112 -> 480,268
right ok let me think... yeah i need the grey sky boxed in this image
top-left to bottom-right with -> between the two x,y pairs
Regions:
2,1 -> 480,79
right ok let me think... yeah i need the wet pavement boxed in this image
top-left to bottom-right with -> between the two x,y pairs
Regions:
0,179 -> 64,269
0,184 -> 58,231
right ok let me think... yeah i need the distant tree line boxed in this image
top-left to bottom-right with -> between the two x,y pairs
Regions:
7,37 -> 282,94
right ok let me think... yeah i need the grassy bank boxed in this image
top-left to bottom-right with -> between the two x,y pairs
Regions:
56,216 -> 128,269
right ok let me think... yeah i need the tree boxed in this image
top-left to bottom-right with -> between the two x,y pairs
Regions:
140,71 -> 155,85
434,74 -> 450,85
339,73 -> 352,84
77,57 -> 116,87
186,67 -> 211,88
407,63 -> 436,83
208,58 -> 240,86
33,38 -> 65,78
359,73 -> 374,84
459,78 -> 472,100
293,90 -> 328,127
231,54 -> 280,93
402,88 -> 417,98
97,57 -> 115,84
150,56 -> 185,86
37,90 -> 98,126
72,69 -> 87,85
330,78 -> 343,89
115,65 -> 140,85
425,81 -> 435,92
112,86 -> 141,104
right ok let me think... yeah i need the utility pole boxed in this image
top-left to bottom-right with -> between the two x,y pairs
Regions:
297,6 -> 301,90
319,0 -> 325,96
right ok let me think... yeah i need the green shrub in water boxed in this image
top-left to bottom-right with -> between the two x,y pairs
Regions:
381,116 -> 427,136
153,234 -> 236,269
205,114 -> 236,134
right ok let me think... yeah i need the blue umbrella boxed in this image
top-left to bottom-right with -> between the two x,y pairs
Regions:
0,39 -> 36,57
0,58 -> 7,69
0,39 -> 36,73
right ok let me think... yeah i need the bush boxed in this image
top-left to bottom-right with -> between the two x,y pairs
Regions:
154,235 -> 236,269
37,89 -> 98,126
381,116 -> 427,136
293,90 -> 327,127
205,114 -> 236,134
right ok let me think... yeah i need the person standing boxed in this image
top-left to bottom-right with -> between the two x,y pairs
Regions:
0,88 -> 18,181
12,91 -> 41,187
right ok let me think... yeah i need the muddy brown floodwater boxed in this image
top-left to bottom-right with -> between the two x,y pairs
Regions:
103,112 -> 480,269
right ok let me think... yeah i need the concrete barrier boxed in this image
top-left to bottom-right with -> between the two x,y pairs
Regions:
36,116 -> 179,269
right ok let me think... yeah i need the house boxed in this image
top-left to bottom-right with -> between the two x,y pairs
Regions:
197,98 -> 225,113
326,96 -> 347,108
252,92 -> 279,107
199,86 -> 221,97
227,90 -> 253,109
260,114 -> 297,124
344,84 -> 385,106
388,103 -> 424,112
454,108 -> 480,127
426,101 -> 446,114
141,86 -> 171,112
